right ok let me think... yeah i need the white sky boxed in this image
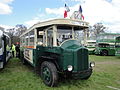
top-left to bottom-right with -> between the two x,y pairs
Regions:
0,0 -> 13,14
0,0 -> 120,33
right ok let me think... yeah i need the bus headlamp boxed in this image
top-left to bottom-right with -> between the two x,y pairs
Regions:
90,61 -> 95,67
67,65 -> 73,71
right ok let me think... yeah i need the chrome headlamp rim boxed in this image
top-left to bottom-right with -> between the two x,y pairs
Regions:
90,61 -> 95,67
67,65 -> 73,71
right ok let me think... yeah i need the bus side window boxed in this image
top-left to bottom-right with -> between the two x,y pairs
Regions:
29,30 -> 34,46
22,35 -> 25,46
25,33 -> 29,46
47,29 -> 53,47
37,31 -> 43,46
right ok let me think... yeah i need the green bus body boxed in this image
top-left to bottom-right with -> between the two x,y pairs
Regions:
95,43 -> 115,56
20,19 -> 94,87
88,47 -> 95,54
33,40 -> 89,72
95,33 -> 120,56
86,40 -> 96,55
115,36 -> 120,56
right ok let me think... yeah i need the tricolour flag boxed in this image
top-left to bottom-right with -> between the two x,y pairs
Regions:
79,5 -> 84,20
64,4 -> 70,18
79,5 -> 82,13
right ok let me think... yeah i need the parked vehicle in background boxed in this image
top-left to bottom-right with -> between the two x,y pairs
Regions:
0,29 -> 11,69
19,19 -> 95,87
115,36 -> 120,56
95,33 -> 120,56
86,40 -> 96,54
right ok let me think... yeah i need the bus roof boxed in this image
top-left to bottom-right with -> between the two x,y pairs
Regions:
0,26 -> 4,31
116,36 -> 120,39
0,30 -> 3,36
87,40 -> 96,43
4,33 -> 10,38
98,33 -> 120,36
0,29 -> 10,38
20,18 -> 89,37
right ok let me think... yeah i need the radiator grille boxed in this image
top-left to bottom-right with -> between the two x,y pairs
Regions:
77,48 -> 89,71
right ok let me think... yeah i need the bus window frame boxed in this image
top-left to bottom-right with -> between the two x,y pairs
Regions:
0,36 -> 2,48
45,26 -> 54,47
29,30 -> 35,46
37,31 -> 44,46
25,33 -> 29,46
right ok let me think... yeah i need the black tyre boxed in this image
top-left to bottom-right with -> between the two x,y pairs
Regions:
40,61 -> 58,87
102,50 -> 108,56
22,58 -> 27,65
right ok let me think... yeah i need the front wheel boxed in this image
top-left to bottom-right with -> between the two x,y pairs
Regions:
40,61 -> 58,87
22,58 -> 27,65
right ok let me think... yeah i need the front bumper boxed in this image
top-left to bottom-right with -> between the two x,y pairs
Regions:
72,68 -> 92,79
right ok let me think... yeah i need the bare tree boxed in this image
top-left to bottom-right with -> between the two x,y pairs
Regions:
86,26 -> 95,40
15,24 -> 27,36
93,23 -> 106,37
7,28 -> 15,44
6,24 -> 27,44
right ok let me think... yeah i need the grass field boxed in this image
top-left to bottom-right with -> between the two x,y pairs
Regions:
0,55 -> 120,90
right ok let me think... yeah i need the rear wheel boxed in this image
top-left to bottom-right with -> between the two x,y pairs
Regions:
40,61 -> 58,87
22,58 -> 27,65
101,50 -> 108,56
21,55 -> 26,65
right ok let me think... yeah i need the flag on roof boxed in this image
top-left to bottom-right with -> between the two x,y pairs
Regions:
81,14 -> 84,20
79,5 -> 84,20
79,5 -> 82,13
65,4 -> 70,12
64,10 -> 67,18
64,4 -> 70,18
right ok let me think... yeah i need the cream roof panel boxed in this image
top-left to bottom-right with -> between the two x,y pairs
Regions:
34,18 -> 89,29
20,18 -> 89,37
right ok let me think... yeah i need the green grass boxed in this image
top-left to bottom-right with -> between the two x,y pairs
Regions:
0,56 -> 120,90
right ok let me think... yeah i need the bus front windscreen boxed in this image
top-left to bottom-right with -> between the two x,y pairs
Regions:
57,26 -> 72,45
115,42 -> 120,48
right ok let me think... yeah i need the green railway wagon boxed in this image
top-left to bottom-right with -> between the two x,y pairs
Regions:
19,19 -> 95,87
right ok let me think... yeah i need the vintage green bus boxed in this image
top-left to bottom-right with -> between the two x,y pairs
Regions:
95,33 -> 120,56
115,36 -> 120,56
86,40 -> 96,54
19,19 -> 95,87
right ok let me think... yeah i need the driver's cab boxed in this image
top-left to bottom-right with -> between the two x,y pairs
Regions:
37,25 -> 81,47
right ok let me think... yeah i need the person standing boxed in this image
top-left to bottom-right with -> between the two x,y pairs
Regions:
15,44 -> 20,58
11,44 -> 16,57
6,44 -> 10,56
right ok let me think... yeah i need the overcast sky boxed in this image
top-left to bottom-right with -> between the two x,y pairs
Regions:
0,0 -> 120,33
